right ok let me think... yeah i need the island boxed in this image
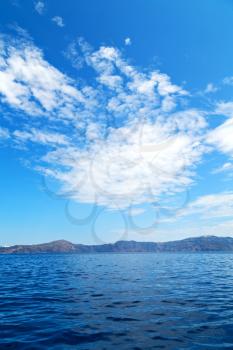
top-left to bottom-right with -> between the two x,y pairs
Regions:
1,236 -> 233,254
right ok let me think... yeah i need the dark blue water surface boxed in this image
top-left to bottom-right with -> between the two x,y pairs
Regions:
1,253 -> 233,349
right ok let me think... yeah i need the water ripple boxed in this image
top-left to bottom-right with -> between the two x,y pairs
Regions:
0,253 -> 233,349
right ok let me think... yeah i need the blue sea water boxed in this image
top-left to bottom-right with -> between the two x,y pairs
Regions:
0,253 -> 233,349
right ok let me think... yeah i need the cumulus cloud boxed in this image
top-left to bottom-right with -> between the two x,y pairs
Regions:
0,33 -> 228,210
52,16 -> 65,27
43,118 -> 205,208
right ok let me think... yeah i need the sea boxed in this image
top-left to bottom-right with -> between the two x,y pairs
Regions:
0,253 -> 233,349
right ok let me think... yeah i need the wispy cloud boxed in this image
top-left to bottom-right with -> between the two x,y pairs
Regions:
0,127 -> 10,139
208,116 -> 233,155
206,101 -> 233,162
124,37 -> 132,46
13,129 -> 69,146
176,192 -> 233,220
52,16 -> 65,27
34,1 -> 45,15
64,40 -> 84,69
204,83 -> 218,94
215,101 -> 233,118
213,162 -> 233,174
223,76 -> 233,85
0,34 -> 84,118
129,208 -> 145,216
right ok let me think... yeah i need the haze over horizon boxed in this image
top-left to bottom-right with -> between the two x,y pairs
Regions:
1,0 -> 233,245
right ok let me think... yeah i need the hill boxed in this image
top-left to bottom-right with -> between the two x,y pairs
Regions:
1,236 -> 233,254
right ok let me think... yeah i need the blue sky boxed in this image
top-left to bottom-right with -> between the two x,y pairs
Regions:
1,0 -> 233,245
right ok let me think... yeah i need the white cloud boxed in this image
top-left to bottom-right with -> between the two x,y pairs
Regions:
223,76 -> 233,85
0,34 -> 85,118
215,101 -> 233,118
8,24 -> 31,39
0,127 -> 9,139
34,1 -> 45,15
207,102 -> 233,175
108,218 -> 233,242
52,16 -> 65,28
204,83 -> 218,94
124,37 -> 131,46
213,162 -> 233,174
151,219 -> 233,242
65,40 -> 84,69
178,192 -> 233,219
41,116 -> 206,208
207,117 -> 233,155
0,34 -> 222,210
13,128 -> 69,145
129,208 -> 145,216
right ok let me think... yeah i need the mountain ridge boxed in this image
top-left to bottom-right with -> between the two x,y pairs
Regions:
1,235 -> 233,254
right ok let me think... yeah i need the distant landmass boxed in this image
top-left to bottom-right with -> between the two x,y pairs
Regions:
1,236 -> 233,254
